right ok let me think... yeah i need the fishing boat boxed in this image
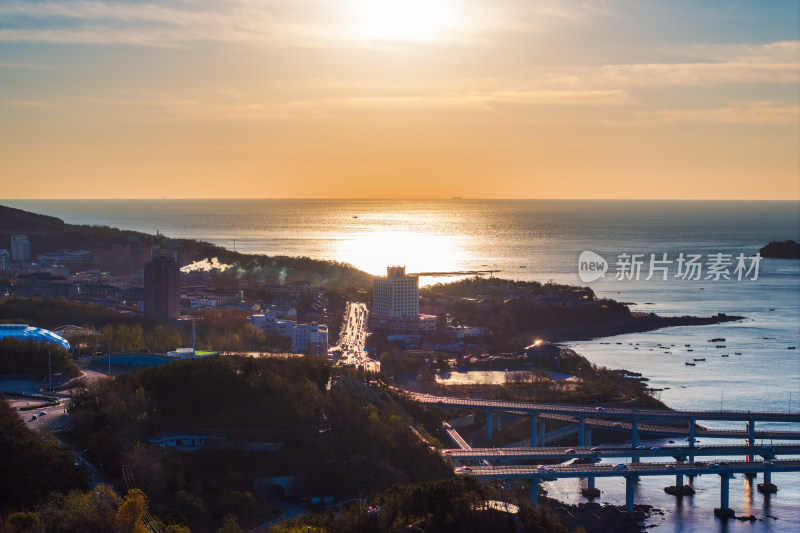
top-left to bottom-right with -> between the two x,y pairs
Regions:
685,362 -> 696,366
693,357 -> 706,361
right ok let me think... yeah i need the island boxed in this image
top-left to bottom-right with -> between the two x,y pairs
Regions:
760,240 -> 800,259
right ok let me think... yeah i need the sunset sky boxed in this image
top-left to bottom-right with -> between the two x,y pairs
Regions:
1,1 -> 798,200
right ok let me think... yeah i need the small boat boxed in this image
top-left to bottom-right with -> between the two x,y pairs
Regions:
716,345 -> 726,348
789,347 -> 797,350
734,352 -> 742,355
685,362 -> 696,366
708,338 -> 726,342
352,215 -> 358,218
687,349 -> 693,352
693,357 -> 706,361
721,354 -> 729,357
685,344 -> 691,347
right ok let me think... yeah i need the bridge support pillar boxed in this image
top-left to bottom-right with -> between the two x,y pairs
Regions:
581,475 -> 600,498
497,414 -> 503,431
631,418 -> 639,463
747,418 -> 755,461
486,411 -> 493,439
714,473 -> 734,519
530,415 -> 538,447
758,470 -> 778,494
538,421 -> 546,446
585,429 -> 591,447
688,417 -> 696,462
578,416 -> 586,447
625,476 -> 635,512
530,477 -> 540,506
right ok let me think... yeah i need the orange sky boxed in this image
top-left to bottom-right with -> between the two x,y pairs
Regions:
1,1 -> 798,200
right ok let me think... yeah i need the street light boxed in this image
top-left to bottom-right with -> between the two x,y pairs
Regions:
177,315 -> 202,357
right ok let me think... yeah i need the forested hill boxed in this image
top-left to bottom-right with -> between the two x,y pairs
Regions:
0,204 -> 65,232
0,203 -> 374,287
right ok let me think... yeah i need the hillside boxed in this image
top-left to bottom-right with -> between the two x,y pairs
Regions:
68,355 -> 452,531
0,204 -> 65,233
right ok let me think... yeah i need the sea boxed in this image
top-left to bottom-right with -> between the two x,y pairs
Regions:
4,198 -> 799,532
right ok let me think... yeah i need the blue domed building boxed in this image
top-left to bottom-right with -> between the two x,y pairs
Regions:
0,324 -> 70,350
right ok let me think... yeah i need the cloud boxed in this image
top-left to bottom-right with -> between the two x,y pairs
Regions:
612,101 -> 799,126
0,0 -> 615,47
1,99 -> 53,107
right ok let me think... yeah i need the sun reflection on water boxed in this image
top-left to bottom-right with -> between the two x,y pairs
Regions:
331,228 -> 465,284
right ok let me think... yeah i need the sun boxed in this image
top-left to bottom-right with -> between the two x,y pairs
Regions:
351,0 -> 455,41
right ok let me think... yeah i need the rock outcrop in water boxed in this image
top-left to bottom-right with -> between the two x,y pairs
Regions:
760,240 -> 800,259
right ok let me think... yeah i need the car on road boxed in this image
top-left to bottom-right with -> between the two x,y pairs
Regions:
612,463 -> 627,469
666,464 -> 675,470
565,448 -> 576,454
455,467 -> 473,473
763,461 -> 774,467
612,423 -> 623,428
635,445 -> 646,450
709,463 -> 719,468
39,410 -> 46,416
594,407 -> 605,411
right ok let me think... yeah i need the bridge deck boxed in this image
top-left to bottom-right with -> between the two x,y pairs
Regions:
443,444 -> 800,461
412,393 -> 800,422
456,459 -> 800,480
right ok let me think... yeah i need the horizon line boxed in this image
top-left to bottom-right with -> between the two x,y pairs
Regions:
2,197 -> 799,202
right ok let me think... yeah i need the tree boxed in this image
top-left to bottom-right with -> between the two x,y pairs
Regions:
216,514 -> 243,533
113,489 -> 149,533
164,526 -> 192,533
6,512 -> 44,533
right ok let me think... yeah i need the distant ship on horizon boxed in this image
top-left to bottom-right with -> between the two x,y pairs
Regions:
450,196 -> 462,200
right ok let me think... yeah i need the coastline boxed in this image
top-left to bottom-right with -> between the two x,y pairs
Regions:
546,313 -> 744,342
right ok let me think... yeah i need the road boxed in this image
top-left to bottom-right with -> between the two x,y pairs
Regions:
442,443 -> 800,461
334,302 -> 380,372
456,459 -> 800,480
410,392 -> 800,422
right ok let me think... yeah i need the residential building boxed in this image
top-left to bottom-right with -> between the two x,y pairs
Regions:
373,266 -> 419,318
144,256 -> 180,321
0,249 -> 9,271
10,235 -> 30,262
14,272 -> 77,300
247,312 -> 327,353
292,322 -> 328,354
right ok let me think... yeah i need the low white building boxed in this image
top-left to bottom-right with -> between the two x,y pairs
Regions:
292,322 -> 328,353
247,313 -> 327,353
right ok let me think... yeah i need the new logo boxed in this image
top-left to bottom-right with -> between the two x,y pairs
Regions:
578,251 -> 608,282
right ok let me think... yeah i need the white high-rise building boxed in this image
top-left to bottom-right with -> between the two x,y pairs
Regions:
372,266 -> 419,318
10,235 -> 30,262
